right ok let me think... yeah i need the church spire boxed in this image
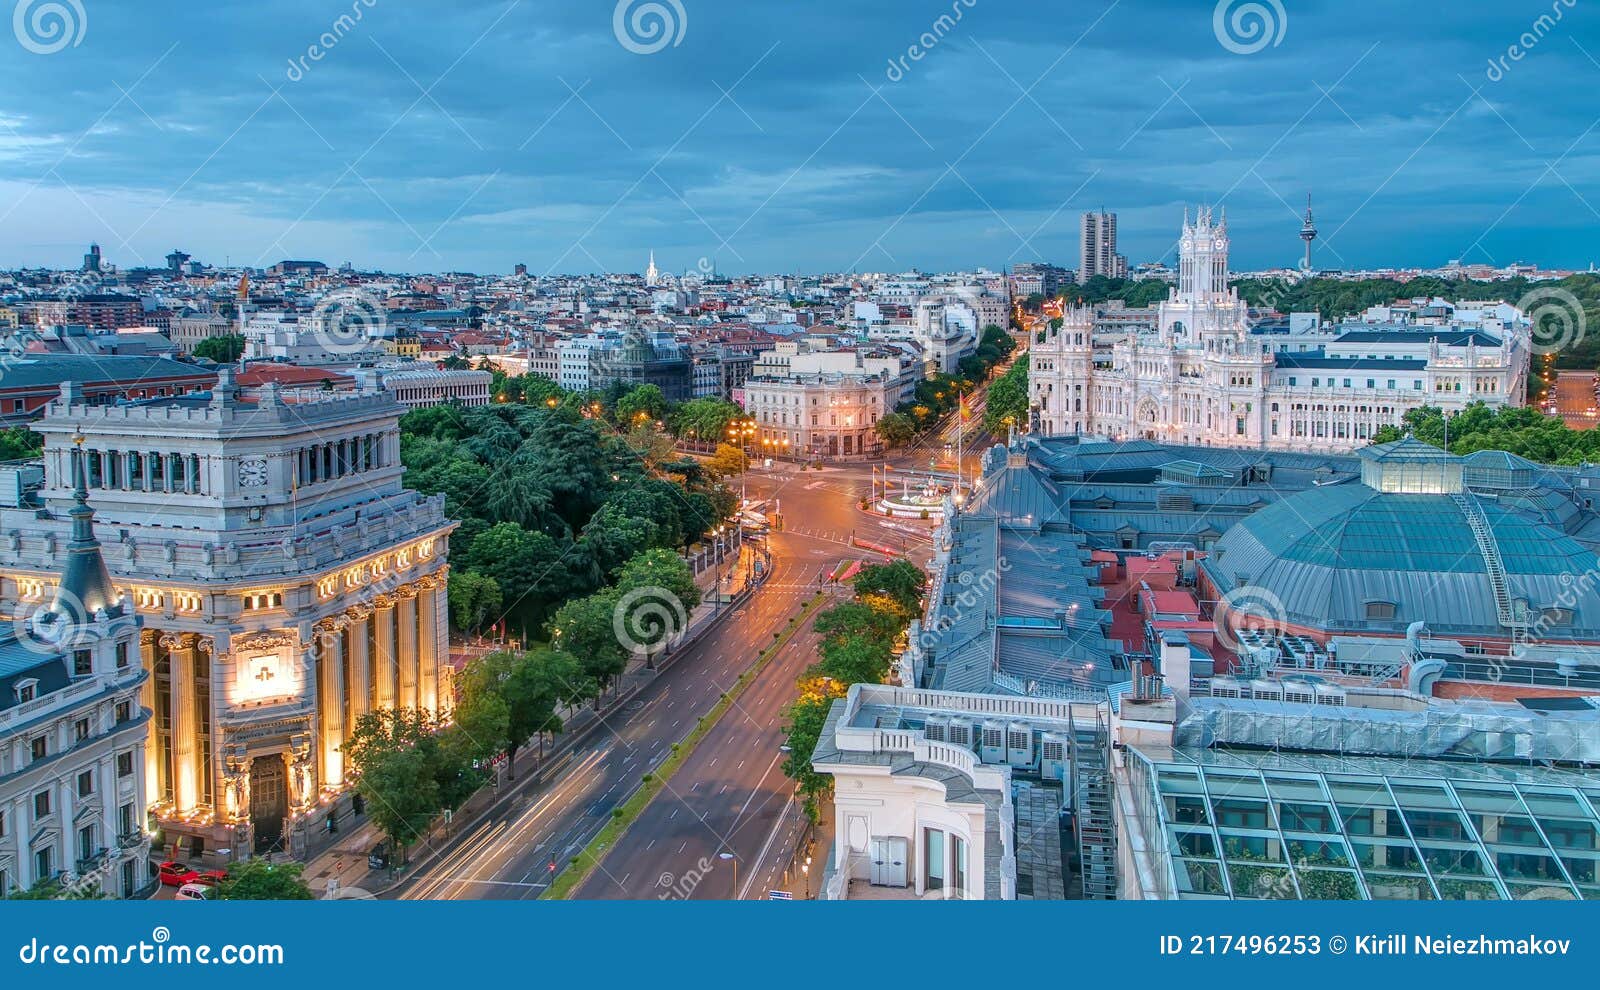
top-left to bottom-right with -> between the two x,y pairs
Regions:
52,437 -> 122,624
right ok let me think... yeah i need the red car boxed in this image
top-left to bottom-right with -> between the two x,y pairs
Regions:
158,861 -> 226,888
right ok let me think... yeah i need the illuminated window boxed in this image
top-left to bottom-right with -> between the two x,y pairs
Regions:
17,578 -> 45,602
134,588 -> 164,610
174,592 -> 203,614
242,591 -> 283,612
316,576 -> 339,599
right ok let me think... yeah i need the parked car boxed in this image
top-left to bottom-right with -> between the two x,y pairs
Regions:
368,843 -> 389,871
174,882 -> 213,901
158,861 -> 226,888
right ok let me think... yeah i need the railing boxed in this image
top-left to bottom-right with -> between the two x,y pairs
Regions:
1450,493 -> 1514,627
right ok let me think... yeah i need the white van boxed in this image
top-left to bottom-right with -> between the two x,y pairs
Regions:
175,882 -> 213,901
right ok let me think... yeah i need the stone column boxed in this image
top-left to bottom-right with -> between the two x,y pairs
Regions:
373,595 -> 397,710
418,574 -> 442,713
396,588 -> 418,710
163,634 -> 199,813
316,621 -> 345,790
346,605 -> 372,720
140,631 -> 161,802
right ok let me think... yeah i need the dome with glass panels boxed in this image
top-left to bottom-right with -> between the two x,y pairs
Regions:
1204,438 -> 1600,639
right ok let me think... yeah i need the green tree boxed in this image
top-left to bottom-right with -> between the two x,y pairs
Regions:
548,589 -> 629,701
0,427 -> 42,462
853,560 -> 925,621
983,354 -> 1030,435
813,632 -> 894,686
447,570 -> 502,634
670,397 -> 743,442
451,652 -> 513,763
782,690 -> 843,824
612,549 -> 702,667
343,709 -> 476,856
192,333 -> 245,363
705,442 -> 749,479
616,383 -> 668,426
876,412 -> 917,449
215,858 -> 314,900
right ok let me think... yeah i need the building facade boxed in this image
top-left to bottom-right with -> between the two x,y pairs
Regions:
380,368 -> 493,409
741,369 -> 892,461
0,458 -> 150,898
0,371 -> 454,865
1031,208 -> 1531,451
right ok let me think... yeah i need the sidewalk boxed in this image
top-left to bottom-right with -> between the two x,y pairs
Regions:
302,540 -> 766,898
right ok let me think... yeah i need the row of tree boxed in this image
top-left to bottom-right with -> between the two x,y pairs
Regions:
877,325 -> 1017,448
982,353 -> 1030,436
1372,402 -> 1600,465
344,548 -> 701,858
781,560 -> 925,822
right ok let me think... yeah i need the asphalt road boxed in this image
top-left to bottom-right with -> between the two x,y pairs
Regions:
400,466 -> 889,900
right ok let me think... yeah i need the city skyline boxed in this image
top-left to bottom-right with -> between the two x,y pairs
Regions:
0,2 -> 1595,274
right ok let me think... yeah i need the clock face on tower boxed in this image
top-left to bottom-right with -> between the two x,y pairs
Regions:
237,457 -> 269,488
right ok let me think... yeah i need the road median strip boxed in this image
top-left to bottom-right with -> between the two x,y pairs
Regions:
542,590 -> 829,900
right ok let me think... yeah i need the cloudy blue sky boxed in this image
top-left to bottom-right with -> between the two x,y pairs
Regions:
0,0 -> 1595,275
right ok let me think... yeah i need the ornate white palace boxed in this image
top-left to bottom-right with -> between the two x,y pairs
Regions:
0,369 -> 454,865
1029,207 -> 1531,451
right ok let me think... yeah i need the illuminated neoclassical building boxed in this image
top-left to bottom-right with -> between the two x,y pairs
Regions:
0,370 -> 453,864
1030,207 -> 1531,451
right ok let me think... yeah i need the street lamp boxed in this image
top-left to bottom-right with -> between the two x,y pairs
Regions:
719,851 -> 739,899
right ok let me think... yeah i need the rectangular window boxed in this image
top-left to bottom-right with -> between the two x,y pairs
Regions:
115,701 -> 131,724
31,736 -> 47,760
924,828 -> 946,891
34,790 -> 51,819
77,825 -> 95,862
117,752 -> 134,778
34,848 -> 51,881
74,718 -> 90,742
73,650 -> 92,677
77,770 -> 94,798
119,802 -> 135,839
116,642 -> 129,669
952,835 -> 968,896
